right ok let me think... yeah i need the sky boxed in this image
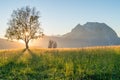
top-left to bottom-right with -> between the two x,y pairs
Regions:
0,0 -> 120,38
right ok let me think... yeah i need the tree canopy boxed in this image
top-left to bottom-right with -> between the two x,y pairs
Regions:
5,6 -> 43,49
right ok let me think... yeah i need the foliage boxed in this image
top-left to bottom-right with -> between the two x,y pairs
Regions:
0,46 -> 120,79
5,6 -> 43,49
48,40 -> 57,48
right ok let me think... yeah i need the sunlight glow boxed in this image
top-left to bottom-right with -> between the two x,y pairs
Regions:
18,40 -> 25,44
18,40 -> 35,46
25,32 -> 29,36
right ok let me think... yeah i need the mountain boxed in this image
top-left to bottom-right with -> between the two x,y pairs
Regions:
62,22 -> 120,45
0,22 -> 120,49
63,22 -> 118,39
30,22 -> 120,48
0,38 -> 24,49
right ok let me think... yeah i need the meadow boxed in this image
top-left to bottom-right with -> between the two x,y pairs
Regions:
0,46 -> 120,80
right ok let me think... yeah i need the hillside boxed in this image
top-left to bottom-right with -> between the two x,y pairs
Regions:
0,22 -> 120,49
30,22 -> 120,48
0,38 -> 24,49
61,22 -> 120,47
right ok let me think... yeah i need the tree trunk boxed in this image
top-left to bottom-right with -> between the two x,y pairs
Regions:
25,41 -> 29,49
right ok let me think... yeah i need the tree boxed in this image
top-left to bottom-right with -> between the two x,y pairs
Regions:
5,6 -> 43,49
48,40 -> 57,48
48,40 -> 53,48
53,41 -> 57,48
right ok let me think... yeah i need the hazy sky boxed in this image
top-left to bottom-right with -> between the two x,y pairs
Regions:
0,0 -> 120,37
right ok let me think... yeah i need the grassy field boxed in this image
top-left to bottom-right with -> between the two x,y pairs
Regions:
0,46 -> 120,80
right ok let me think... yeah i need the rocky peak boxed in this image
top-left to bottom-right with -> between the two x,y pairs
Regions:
63,22 -> 118,39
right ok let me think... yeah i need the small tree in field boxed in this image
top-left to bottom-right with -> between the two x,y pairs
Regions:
48,40 -> 57,48
48,40 -> 53,48
5,6 -> 43,49
53,41 -> 57,48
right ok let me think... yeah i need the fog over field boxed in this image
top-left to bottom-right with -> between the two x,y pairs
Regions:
29,22 -> 120,48
1,22 -> 120,49
0,38 -> 24,49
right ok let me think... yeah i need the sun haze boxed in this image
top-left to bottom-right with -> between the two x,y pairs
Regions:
0,0 -> 120,38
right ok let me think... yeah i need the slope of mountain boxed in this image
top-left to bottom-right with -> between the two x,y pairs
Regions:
63,22 -> 118,39
30,22 -> 120,48
0,22 -> 120,49
0,38 -> 24,49
62,22 -> 120,45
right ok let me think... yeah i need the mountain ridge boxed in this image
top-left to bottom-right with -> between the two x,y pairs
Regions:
0,22 -> 120,49
63,22 -> 118,39
29,22 -> 120,48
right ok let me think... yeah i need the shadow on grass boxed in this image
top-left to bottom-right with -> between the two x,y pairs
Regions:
0,49 -> 27,79
1,49 -> 120,79
13,48 -> 27,61
28,49 -> 40,64
27,49 -> 44,78
27,49 -> 53,79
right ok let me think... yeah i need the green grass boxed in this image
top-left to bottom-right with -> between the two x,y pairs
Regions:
0,46 -> 120,80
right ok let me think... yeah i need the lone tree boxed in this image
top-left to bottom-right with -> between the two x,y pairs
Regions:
5,6 -> 43,49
